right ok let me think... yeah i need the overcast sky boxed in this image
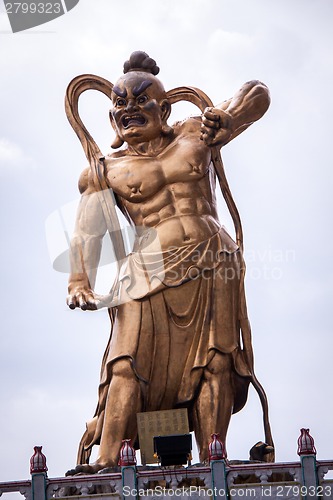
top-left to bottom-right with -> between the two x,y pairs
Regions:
0,0 -> 332,485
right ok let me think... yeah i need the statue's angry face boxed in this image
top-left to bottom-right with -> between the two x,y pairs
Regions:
110,72 -> 171,145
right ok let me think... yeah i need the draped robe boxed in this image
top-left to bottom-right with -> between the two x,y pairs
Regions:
78,227 -> 253,460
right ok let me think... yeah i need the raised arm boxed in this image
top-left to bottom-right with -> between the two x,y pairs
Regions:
67,168 -> 107,311
201,80 -> 270,147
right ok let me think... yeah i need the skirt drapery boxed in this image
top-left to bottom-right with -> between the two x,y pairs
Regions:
78,228 -> 254,460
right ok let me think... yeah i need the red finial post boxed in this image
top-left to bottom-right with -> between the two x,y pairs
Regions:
118,439 -> 136,466
208,433 -> 227,462
30,446 -> 48,474
297,428 -> 316,456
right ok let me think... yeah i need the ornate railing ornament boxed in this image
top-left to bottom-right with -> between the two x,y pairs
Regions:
118,439 -> 136,466
208,433 -> 227,462
297,428 -> 317,456
30,446 -> 48,474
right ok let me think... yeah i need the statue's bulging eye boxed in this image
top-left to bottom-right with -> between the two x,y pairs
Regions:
116,98 -> 126,107
137,95 -> 148,105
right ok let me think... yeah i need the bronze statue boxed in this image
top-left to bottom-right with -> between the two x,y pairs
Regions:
65,51 -> 274,474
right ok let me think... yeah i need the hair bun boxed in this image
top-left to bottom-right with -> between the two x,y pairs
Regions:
123,51 -> 160,76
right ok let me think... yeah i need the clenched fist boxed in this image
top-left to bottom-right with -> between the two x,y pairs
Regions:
200,107 -> 234,147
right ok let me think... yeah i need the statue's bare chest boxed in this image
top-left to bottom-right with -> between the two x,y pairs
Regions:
105,135 -> 210,203
106,156 -> 164,202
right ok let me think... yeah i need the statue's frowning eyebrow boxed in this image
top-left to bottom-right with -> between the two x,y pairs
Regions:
113,85 -> 127,98
133,80 -> 152,97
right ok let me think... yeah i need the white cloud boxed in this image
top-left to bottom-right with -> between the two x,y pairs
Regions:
0,138 -> 32,168
208,28 -> 254,53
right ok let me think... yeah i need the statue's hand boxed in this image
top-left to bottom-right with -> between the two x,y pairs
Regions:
201,107 -> 233,147
67,286 -> 100,311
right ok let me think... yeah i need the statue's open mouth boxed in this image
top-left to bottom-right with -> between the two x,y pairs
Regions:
122,115 -> 146,128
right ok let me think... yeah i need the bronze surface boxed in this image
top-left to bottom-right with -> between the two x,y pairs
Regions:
65,51 -> 274,474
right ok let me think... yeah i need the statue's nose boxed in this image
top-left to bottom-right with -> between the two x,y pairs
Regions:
126,99 -> 138,113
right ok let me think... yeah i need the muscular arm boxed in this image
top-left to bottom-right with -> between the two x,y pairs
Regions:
67,168 -> 107,310
201,80 -> 270,147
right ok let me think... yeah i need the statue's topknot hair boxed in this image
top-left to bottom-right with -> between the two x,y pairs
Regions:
123,51 -> 160,76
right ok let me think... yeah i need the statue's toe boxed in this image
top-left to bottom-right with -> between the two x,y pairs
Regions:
65,464 -> 95,476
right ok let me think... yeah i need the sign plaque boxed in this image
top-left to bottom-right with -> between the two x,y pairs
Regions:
137,409 -> 189,465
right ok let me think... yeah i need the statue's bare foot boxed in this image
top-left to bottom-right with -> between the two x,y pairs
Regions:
65,462 -> 111,476
249,442 -> 275,463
